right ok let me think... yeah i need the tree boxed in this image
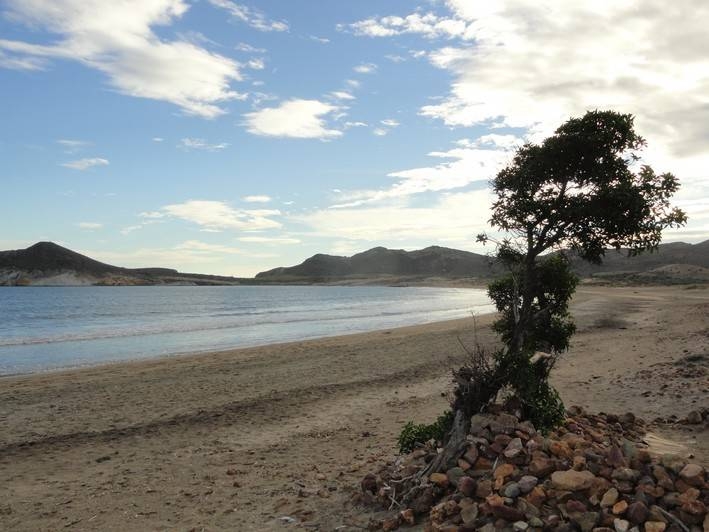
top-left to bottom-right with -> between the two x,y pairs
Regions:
417,110 -> 686,479
478,109 -> 686,427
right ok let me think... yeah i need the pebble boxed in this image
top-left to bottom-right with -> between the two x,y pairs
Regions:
600,488 -> 619,507
446,467 -> 465,487
643,521 -> 666,532
625,501 -> 648,524
458,476 -> 476,498
460,503 -> 478,524
494,463 -> 515,480
613,518 -> 630,532
679,463 -> 705,487
551,470 -> 597,491
612,500 -> 628,515
518,475 -> 538,494
430,473 -> 449,488
503,482 -> 521,498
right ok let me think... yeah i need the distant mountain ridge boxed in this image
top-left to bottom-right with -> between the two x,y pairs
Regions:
2,240 -> 709,286
0,242 -> 238,286
256,246 -> 497,280
256,240 -> 709,283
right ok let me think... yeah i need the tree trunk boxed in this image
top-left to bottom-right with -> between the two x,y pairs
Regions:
417,409 -> 470,480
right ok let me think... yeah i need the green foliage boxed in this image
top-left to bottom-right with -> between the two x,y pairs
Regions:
397,410 -> 453,454
476,110 -> 686,432
495,351 -> 566,432
488,110 -> 686,263
489,254 -> 578,355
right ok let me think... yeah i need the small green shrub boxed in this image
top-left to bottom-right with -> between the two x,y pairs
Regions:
397,410 -> 454,454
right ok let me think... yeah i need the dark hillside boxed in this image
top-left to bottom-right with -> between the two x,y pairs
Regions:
0,242 -> 123,275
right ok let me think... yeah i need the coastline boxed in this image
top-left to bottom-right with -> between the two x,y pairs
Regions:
0,313 -> 491,380
0,284 -> 492,376
0,285 -> 707,530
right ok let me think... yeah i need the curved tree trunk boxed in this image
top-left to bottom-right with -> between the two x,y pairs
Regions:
416,409 -> 470,480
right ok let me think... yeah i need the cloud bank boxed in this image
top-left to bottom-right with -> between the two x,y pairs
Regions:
0,0 -> 244,118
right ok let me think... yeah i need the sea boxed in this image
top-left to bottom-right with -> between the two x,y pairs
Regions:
0,285 -> 492,376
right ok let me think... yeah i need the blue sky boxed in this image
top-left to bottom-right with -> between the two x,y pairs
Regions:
1,0 -> 708,276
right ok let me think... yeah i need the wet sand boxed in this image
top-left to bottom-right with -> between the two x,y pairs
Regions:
0,285 -> 707,530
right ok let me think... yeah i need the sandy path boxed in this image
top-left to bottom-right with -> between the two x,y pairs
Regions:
0,285 -> 707,531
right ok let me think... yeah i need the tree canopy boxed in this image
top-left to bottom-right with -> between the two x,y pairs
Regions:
476,109 -> 687,430
486,110 -> 686,263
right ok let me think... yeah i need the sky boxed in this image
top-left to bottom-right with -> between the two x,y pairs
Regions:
1,0 -> 708,277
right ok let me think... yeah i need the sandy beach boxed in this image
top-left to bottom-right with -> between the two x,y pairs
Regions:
0,285 -> 707,531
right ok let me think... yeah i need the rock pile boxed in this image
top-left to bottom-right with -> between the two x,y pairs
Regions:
359,406 -> 708,532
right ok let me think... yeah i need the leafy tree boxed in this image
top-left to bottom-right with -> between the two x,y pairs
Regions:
476,110 -> 686,429
417,110 -> 686,479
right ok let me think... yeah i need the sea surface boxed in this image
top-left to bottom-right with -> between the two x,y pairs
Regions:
0,285 -> 492,375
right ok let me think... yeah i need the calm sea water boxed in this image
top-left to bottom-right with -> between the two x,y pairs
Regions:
0,286 -> 492,375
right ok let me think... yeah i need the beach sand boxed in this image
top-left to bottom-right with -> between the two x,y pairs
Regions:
0,285 -> 707,531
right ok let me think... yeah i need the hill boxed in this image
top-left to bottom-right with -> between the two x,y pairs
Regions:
256,240 -> 709,284
2,240 -> 709,286
0,242 -> 243,286
255,246 -> 496,282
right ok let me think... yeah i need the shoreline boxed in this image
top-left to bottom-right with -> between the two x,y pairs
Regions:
0,313 -> 494,380
1,285 -> 707,531
0,284 -> 492,377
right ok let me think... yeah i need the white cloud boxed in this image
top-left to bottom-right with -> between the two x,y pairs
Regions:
331,137 -> 516,208
310,35 -> 330,44
344,121 -> 368,129
347,0 -> 709,241
120,225 -> 143,235
296,189 -> 494,245
207,0 -> 288,32
246,58 -> 265,70
152,137 -> 164,142
57,139 -> 89,153
345,79 -> 361,89
416,2 -> 709,174
244,99 -> 342,139
175,240 -> 242,254
242,195 -> 272,203
348,1 -> 709,169
85,241 -> 278,275
235,42 -> 266,54
61,157 -> 109,170
238,236 -> 301,244
178,138 -> 229,151
0,49 -> 46,70
159,200 -> 282,231
139,211 -> 165,219
77,222 -> 103,230
372,128 -> 388,137
381,118 -> 400,127
353,63 -> 377,74
348,12 -> 467,40
330,91 -> 355,101
0,0 -> 243,118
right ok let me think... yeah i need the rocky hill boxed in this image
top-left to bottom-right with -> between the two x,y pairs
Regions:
256,246 -> 496,281
256,241 -> 709,283
0,242 -> 243,286
3,240 -> 709,286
